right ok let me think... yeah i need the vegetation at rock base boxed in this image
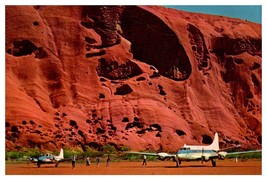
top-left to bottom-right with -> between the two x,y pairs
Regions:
6,147 -> 42,161
5,146 -> 261,163
5,145 -> 132,162
226,152 -> 262,159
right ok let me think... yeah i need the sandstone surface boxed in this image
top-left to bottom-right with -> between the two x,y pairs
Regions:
5,6 -> 261,151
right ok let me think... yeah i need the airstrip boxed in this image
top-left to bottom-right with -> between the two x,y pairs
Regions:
5,159 -> 261,175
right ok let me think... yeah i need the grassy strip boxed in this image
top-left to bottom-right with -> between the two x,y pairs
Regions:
6,145 -> 133,162
226,152 -> 262,159
6,146 -> 261,163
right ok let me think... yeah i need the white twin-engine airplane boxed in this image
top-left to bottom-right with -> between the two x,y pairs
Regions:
29,148 -> 66,168
128,133 -> 261,167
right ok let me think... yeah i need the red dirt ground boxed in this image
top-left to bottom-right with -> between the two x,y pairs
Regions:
5,159 -> 261,175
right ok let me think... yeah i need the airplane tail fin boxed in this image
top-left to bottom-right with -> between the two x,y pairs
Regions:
55,148 -> 64,159
209,132 -> 219,151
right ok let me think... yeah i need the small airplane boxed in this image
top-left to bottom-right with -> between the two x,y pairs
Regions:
29,148 -> 66,168
127,132 -> 261,167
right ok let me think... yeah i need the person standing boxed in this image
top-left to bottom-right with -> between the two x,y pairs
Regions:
72,155 -> 76,169
106,155 -> 111,167
86,156 -> 91,166
142,155 -> 147,166
96,156 -> 100,167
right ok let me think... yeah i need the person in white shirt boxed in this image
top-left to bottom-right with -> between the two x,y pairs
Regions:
72,155 -> 76,169
142,155 -> 147,166
86,156 -> 91,166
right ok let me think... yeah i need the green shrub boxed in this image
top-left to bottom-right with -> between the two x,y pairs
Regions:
227,152 -> 262,159
63,148 -> 84,159
6,151 -> 23,160
6,148 -> 42,161
84,147 -> 103,157
120,154 -> 141,161
102,144 -> 116,155
22,148 -> 42,157
119,145 -> 131,152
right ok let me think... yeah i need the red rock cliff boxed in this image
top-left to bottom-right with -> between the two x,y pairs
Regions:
5,6 -> 261,151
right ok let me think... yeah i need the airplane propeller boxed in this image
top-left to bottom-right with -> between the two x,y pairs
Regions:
201,148 -> 204,164
211,149 -> 228,160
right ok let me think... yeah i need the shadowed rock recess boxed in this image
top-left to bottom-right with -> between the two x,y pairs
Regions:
121,6 -> 192,81
6,5 -> 261,151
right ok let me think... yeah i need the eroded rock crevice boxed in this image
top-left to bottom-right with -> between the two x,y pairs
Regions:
220,55 -> 261,128
96,58 -> 143,80
211,36 -> 261,56
251,74 -> 261,95
7,40 -> 47,59
121,6 -> 191,81
187,24 -> 210,73
82,6 -> 123,48
114,84 -> 133,95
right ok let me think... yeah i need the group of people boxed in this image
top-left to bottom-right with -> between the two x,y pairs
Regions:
71,155 -> 111,169
71,154 -> 147,168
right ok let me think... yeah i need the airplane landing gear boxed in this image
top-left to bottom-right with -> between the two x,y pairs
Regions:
211,159 -> 216,167
55,163 -> 59,167
37,162 -> 41,168
176,159 -> 181,167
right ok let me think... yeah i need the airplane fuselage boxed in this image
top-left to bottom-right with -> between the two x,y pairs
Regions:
29,149 -> 64,167
177,149 -> 218,161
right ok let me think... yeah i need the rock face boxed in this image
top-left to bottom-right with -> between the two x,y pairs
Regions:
5,6 -> 261,151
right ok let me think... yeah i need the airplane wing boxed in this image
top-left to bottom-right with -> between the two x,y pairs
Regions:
208,149 -> 261,160
126,152 -> 159,156
126,151 -> 176,159
56,155 -> 85,162
29,157 -> 38,162
226,150 -> 262,156
218,144 -> 241,152
56,157 -> 73,162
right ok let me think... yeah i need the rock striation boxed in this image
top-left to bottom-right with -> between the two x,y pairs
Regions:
5,6 -> 261,151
